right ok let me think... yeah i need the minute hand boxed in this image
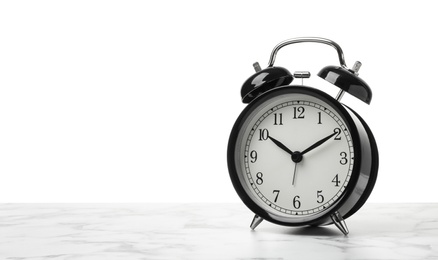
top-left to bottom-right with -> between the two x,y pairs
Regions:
301,132 -> 337,155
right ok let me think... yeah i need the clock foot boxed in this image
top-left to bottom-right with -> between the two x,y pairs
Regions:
330,211 -> 349,235
250,214 -> 263,230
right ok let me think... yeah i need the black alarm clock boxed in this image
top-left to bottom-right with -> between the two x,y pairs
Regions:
227,37 -> 378,235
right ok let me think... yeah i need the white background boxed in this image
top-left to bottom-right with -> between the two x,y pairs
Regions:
0,1 -> 436,203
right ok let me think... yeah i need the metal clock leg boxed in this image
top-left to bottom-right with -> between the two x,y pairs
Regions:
250,214 -> 263,230
330,211 -> 349,235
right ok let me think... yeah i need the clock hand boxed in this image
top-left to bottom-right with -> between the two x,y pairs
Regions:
268,136 -> 294,156
269,136 -> 302,185
292,162 -> 298,185
301,132 -> 337,155
269,135 -> 303,163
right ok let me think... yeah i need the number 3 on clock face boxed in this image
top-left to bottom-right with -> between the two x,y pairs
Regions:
228,86 -> 374,227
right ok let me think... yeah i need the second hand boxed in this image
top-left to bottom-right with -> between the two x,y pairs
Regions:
292,162 -> 298,185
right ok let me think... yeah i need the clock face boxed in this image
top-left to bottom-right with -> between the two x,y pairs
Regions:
231,87 -> 357,224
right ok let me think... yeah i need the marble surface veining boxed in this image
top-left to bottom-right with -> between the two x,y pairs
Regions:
0,203 -> 437,259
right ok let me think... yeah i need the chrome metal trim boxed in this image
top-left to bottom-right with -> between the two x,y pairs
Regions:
267,37 -> 347,69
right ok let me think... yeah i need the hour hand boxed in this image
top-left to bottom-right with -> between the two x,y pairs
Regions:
268,136 -> 294,156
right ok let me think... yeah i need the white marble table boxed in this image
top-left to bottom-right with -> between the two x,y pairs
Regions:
0,203 -> 437,259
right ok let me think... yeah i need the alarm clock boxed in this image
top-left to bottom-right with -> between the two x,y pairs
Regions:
227,37 -> 378,235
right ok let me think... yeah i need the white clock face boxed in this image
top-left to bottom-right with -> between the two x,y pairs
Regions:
237,93 -> 354,220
